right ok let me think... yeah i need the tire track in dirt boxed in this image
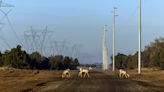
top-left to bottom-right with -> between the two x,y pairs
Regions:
38,71 -> 164,92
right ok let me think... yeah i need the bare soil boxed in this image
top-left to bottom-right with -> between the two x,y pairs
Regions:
0,67 -> 164,92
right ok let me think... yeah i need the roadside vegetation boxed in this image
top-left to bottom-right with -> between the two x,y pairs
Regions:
0,45 -> 79,70
113,37 -> 164,70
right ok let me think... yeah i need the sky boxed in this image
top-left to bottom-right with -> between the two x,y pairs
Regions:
0,0 -> 164,64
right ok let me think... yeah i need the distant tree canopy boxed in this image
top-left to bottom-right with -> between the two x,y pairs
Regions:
0,45 -> 79,70
111,53 -> 137,69
112,37 -> 164,70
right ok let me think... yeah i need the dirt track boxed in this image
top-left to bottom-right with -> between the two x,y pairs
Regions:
35,70 -> 164,92
1,69 -> 164,92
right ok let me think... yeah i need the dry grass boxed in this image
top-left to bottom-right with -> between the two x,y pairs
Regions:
127,68 -> 164,87
105,68 -> 164,87
0,67 -> 63,92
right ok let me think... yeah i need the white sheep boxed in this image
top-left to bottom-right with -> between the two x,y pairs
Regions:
78,67 -> 91,78
62,69 -> 71,78
89,66 -> 92,70
119,69 -> 130,78
78,68 -> 83,77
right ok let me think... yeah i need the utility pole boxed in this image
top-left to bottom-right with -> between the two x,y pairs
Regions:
112,7 -> 117,71
102,25 -> 108,70
138,0 -> 141,74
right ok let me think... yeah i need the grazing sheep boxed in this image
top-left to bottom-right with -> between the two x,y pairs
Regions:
89,66 -> 92,71
62,69 -> 71,78
119,69 -> 130,78
78,67 -> 90,78
78,68 -> 83,77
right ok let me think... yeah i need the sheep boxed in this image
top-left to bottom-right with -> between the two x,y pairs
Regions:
62,69 -> 71,78
119,69 -> 130,78
89,66 -> 92,71
78,68 -> 83,78
78,67 -> 91,78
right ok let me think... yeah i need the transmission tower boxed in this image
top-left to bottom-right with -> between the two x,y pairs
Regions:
23,26 -> 53,55
0,0 -> 14,49
0,0 -> 14,7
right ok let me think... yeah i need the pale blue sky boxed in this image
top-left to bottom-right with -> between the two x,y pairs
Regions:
0,0 -> 164,64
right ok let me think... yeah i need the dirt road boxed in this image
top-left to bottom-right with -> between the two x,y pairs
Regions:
35,71 -> 164,92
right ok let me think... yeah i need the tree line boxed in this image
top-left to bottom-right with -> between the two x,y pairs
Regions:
113,37 -> 164,70
0,45 -> 79,70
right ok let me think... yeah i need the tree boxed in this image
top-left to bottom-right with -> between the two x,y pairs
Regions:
0,51 -> 3,66
0,45 -> 80,70
115,53 -> 127,69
